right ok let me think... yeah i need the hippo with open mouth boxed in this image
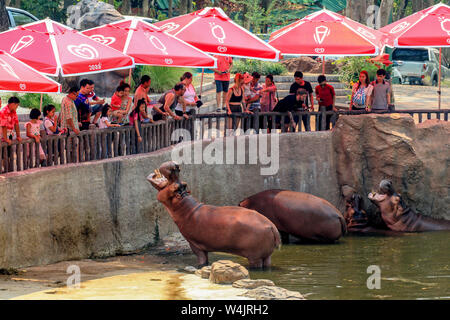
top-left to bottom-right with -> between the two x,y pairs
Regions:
368,180 -> 450,232
147,161 -> 281,269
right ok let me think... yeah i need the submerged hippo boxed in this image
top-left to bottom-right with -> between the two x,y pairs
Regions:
147,161 -> 281,269
368,180 -> 450,232
239,190 -> 347,243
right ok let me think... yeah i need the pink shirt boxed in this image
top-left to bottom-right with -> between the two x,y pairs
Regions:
260,84 -> 277,112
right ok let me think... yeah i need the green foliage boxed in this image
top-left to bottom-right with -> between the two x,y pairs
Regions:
232,59 -> 287,76
21,0 -> 66,22
133,65 -> 193,93
13,93 -> 61,111
334,57 -> 391,86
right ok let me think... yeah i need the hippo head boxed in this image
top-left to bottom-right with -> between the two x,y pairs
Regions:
156,181 -> 190,207
368,179 -> 394,203
159,161 -> 181,184
345,193 -> 368,228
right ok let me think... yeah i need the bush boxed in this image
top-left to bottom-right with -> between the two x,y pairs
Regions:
232,59 -> 287,76
13,93 -> 60,111
334,57 -> 392,87
132,66 -> 193,93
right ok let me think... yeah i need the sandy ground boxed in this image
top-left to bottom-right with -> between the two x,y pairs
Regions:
0,252 -> 249,300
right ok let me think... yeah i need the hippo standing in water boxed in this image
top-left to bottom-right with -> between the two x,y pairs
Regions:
147,161 -> 281,269
368,180 -> 450,232
239,190 -> 347,243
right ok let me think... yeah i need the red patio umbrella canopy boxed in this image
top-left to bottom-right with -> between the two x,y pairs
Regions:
0,50 -> 60,93
381,3 -> 450,48
269,9 -> 386,56
0,19 -> 134,77
82,18 -> 216,68
154,7 -> 280,61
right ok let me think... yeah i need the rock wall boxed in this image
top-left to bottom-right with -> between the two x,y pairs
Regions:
333,114 -> 450,220
0,132 -> 340,269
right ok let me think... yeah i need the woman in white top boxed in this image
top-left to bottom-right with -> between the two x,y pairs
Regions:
175,72 -> 199,116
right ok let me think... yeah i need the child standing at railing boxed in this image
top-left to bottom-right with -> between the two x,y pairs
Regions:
25,108 -> 46,164
99,105 -> 121,129
129,99 -> 153,154
43,105 -> 67,136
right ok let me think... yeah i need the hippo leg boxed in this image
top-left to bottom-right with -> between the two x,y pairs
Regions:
262,256 -> 272,268
279,231 -> 290,244
188,241 -> 209,267
247,258 -> 264,269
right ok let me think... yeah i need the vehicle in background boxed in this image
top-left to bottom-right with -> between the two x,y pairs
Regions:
123,16 -> 158,24
6,7 -> 39,28
391,48 -> 450,86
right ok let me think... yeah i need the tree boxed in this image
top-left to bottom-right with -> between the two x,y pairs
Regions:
168,0 -> 173,17
379,0 -> 395,27
0,0 -> 8,32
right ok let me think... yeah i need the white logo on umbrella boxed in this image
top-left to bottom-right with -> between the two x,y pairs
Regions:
439,17 -> 450,36
89,34 -> 116,46
149,35 -> 168,55
209,23 -> 226,44
315,48 -> 325,54
10,35 -> 34,54
218,46 -> 227,53
19,83 -> 26,90
314,26 -> 330,44
67,44 -> 99,60
165,58 -> 173,65
160,22 -> 180,33
389,21 -> 410,34
357,27 -> 376,40
0,58 -> 19,79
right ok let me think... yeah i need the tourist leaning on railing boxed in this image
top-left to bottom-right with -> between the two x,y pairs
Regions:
99,105 -> 121,129
154,83 -> 186,121
129,99 -> 153,146
0,96 -> 22,145
43,104 -> 67,136
110,83 -> 132,124
176,72 -> 202,117
59,87 -> 81,135
25,108 -> 46,164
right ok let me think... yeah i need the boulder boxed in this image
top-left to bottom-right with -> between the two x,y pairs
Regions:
65,0 -> 128,97
232,279 -> 275,289
332,114 -> 450,221
195,266 -> 211,279
209,260 -> 249,284
184,266 -> 197,273
281,57 -> 338,74
240,286 -> 305,300
67,0 -> 123,31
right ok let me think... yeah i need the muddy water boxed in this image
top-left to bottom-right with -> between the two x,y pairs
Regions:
169,232 -> 450,300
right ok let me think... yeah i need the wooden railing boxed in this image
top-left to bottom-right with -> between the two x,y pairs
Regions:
1,109 -> 448,174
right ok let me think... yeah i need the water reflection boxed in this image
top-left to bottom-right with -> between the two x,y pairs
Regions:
173,232 -> 449,300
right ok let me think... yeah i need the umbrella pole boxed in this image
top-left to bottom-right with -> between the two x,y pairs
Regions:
438,48 -> 442,110
39,93 -> 43,112
322,56 -> 325,75
128,68 -> 132,86
200,68 -> 204,98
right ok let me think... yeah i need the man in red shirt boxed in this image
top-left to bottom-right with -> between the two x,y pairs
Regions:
315,75 -> 336,130
0,96 -> 22,145
212,55 -> 233,112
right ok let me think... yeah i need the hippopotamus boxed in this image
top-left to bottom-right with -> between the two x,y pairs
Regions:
368,180 -> 450,232
239,190 -> 347,243
147,161 -> 281,269
344,192 -> 403,236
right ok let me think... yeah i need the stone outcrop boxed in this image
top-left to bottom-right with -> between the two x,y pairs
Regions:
232,279 -> 275,289
209,260 -> 249,284
240,286 -> 306,300
332,114 -> 450,221
281,57 -> 338,74
65,0 -> 129,97
195,266 -> 211,279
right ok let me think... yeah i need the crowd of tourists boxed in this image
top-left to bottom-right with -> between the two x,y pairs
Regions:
0,55 -> 393,154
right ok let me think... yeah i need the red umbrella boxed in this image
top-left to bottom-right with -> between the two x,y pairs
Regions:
154,7 -> 280,61
0,18 -> 135,77
269,9 -> 387,73
380,3 -> 450,109
82,18 -> 216,68
0,50 -> 60,93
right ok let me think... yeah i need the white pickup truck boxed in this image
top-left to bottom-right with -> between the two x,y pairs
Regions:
391,48 -> 450,86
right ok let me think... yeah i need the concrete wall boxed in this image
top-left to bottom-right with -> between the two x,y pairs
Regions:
0,132 -> 340,269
